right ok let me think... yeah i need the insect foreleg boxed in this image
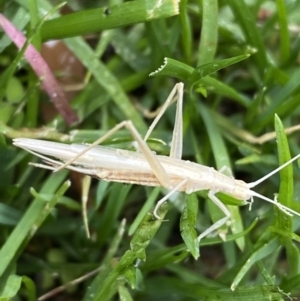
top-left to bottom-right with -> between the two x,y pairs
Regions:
197,190 -> 231,243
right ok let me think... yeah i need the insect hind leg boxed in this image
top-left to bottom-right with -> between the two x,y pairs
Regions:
55,120 -> 172,189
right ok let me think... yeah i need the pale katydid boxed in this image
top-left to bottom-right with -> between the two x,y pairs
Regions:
13,83 -> 300,242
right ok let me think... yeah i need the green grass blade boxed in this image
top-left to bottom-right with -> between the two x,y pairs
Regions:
41,0 -> 180,41
64,37 -> 147,132
276,0 -> 290,64
180,194 -> 199,259
0,171 -> 69,277
231,237 -> 281,290
197,0 -> 218,65
228,0 -> 268,72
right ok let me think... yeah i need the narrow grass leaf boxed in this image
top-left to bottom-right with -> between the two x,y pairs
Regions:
64,37 -> 147,132
255,68 -> 300,129
197,0 -> 218,65
276,0 -> 290,64
150,58 -> 249,106
231,237 -> 281,290
118,284 -> 133,301
274,114 -> 293,210
149,57 -> 193,81
110,30 -> 150,71
0,5 -> 29,52
179,0 -> 192,63
122,266 -> 136,290
281,273 -> 300,293
0,275 -> 22,301
92,204 -> 170,300
228,0 -> 268,71
180,194 -> 199,259
97,183 -> 131,245
143,217 -> 258,272
128,187 -> 160,236
103,219 -> 126,264
142,246 -> 189,272
130,203 -> 169,260
81,220 -> 126,301
0,170 -> 68,277
274,114 -> 299,278
200,76 -> 250,106
0,203 -> 22,226
21,276 -> 36,301
82,175 -> 91,238
41,0 -> 180,41
188,54 -> 250,88
145,276 -> 286,300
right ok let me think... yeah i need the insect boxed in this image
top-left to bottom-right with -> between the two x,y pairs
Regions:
13,83 -> 300,242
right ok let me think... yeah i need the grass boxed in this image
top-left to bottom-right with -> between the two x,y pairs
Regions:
1,0 -> 300,300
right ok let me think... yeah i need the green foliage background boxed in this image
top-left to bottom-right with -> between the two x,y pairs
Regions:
1,0 -> 300,300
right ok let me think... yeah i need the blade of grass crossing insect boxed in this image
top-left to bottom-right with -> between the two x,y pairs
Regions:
198,104 -> 245,252
274,115 -> 299,278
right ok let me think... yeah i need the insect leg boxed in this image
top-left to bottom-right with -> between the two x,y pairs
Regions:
153,178 -> 188,219
55,120 -> 171,188
218,166 -> 233,178
197,190 -> 231,243
143,83 -> 184,160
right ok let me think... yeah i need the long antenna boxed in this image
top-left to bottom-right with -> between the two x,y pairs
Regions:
247,153 -> 300,188
250,191 -> 300,218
